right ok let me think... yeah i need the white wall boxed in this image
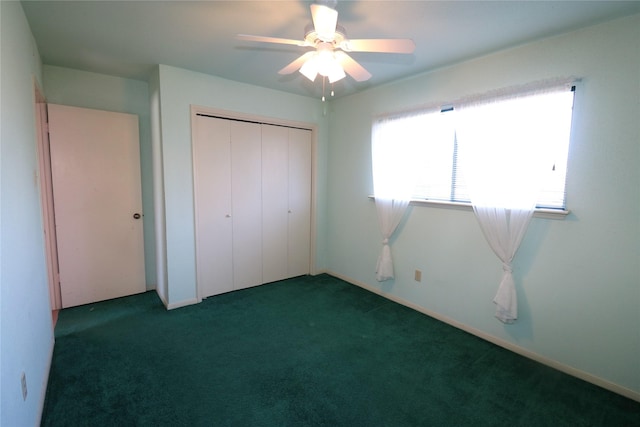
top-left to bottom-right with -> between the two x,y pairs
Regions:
42,65 -> 157,289
325,14 -> 640,397
154,65 -> 329,307
0,2 -> 55,425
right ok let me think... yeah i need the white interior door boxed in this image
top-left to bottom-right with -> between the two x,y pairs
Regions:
193,116 -> 234,299
48,104 -> 146,308
288,128 -> 312,277
231,121 -> 263,290
192,112 -> 312,299
262,124 -> 289,283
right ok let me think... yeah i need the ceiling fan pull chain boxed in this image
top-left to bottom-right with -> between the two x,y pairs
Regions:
322,76 -> 326,102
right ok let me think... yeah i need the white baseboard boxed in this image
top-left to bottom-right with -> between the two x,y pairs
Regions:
155,288 -> 198,310
165,297 -> 199,310
38,336 -> 55,425
326,270 -> 640,403
154,289 -> 198,310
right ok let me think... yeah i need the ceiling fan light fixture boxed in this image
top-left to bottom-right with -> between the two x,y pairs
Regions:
299,56 -> 319,81
299,43 -> 346,84
326,60 -> 346,83
316,50 -> 333,74
312,42 -> 345,83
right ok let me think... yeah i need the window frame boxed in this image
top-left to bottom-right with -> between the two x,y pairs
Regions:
368,195 -> 570,219
371,80 -> 577,219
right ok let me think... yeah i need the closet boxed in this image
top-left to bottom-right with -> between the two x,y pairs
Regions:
192,113 -> 312,300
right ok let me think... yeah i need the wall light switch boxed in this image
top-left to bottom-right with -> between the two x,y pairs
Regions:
414,270 -> 422,282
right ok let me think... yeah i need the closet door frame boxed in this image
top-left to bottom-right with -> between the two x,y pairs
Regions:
190,105 -> 318,301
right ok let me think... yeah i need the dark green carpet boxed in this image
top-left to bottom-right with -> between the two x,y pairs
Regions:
42,274 -> 639,426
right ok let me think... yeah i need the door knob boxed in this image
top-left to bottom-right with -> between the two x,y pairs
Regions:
133,213 -> 141,219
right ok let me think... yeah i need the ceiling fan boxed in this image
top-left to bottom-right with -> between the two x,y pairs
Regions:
237,1 -> 415,97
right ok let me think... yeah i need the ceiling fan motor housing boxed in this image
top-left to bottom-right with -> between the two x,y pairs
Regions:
304,24 -> 347,47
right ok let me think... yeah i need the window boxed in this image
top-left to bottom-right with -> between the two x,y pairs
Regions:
372,82 -> 576,210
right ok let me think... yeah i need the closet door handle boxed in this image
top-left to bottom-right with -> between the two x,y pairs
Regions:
225,214 -> 231,218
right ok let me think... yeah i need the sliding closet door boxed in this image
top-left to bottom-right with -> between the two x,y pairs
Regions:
262,125 -> 290,283
288,128 -> 312,277
193,116 -> 234,298
230,121 -> 263,290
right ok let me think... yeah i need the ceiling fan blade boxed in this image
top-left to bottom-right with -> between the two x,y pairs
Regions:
335,51 -> 372,82
310,4 -> 338,41
278,51 -> 317,75
237,34 -> 308,47
341,38 -> 415,54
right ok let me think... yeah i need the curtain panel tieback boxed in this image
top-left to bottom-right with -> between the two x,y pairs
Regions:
493,261 -> 517,324
376,237 -> 394,282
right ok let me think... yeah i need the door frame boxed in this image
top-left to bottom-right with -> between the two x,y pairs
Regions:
189,105 -> 318,301
33,79 -> 62,310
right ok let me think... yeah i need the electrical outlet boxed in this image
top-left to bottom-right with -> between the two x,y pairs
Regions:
21,372 -> 27,401
414,269 -> 422,282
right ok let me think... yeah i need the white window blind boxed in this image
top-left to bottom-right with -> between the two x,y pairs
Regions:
374,81 -> 576,210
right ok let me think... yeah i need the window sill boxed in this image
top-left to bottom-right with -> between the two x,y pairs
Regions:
368,196 -> 570,219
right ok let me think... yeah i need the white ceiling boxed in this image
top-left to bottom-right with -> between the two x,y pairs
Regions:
21,0 -> 640,100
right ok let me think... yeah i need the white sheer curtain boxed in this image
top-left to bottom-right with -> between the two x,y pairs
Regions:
455,81 -> 574,323
371,114 -> 425,281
